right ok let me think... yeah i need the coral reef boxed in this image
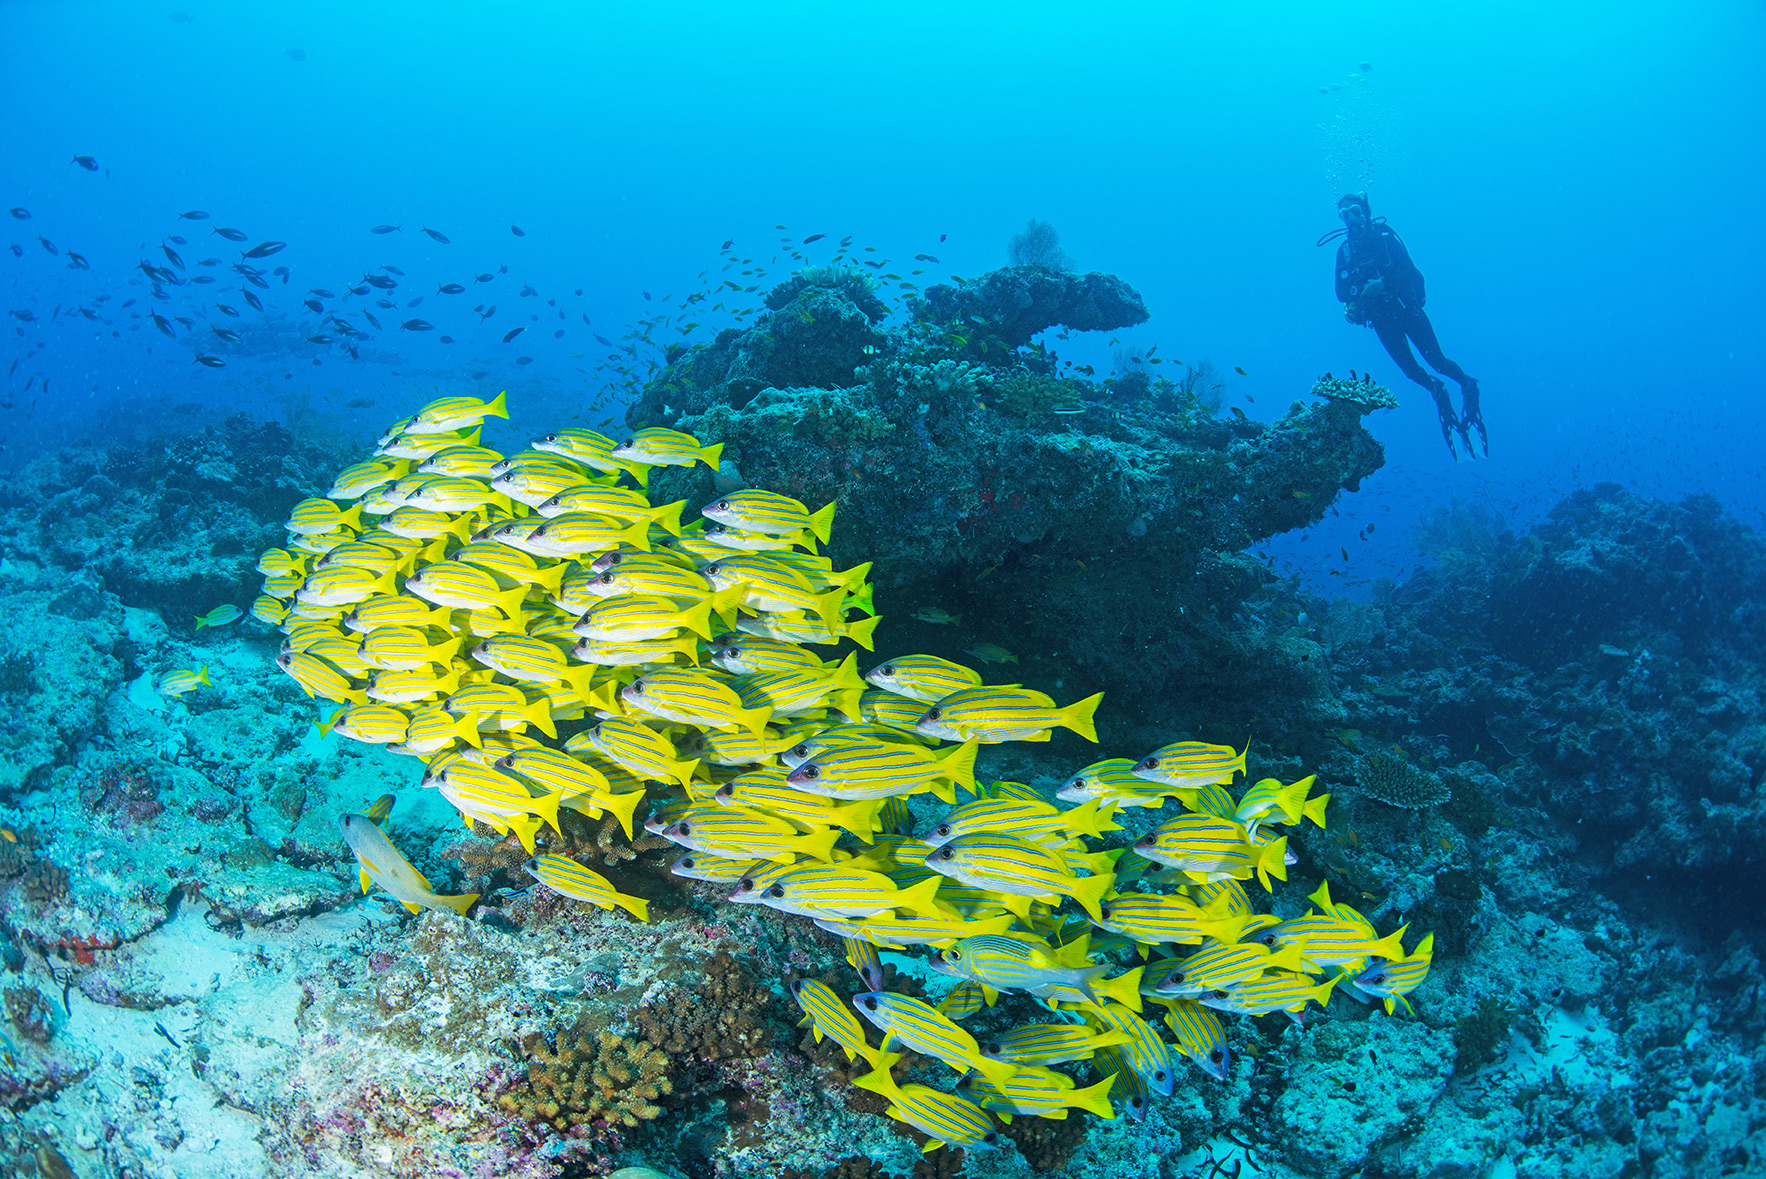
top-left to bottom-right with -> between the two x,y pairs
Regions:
1310,370 -> 1398,410
499,1023 -> 672,1130
1355,752 -> 1451,809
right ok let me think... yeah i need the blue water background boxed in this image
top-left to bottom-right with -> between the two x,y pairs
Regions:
3,0 -> 1762,588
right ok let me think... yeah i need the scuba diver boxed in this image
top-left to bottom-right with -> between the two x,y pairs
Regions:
1320,193 -> 1486,458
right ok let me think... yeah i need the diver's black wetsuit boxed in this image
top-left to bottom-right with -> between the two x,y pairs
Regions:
1334,217 -> 1487,457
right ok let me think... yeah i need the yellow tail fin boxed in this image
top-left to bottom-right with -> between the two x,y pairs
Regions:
439,891 -> 480,917
1061,692 -> 1105,742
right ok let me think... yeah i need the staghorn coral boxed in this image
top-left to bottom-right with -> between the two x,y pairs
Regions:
499,1021 -> 672,1131
1358,753 -> 1451,809
593,815 -> 671,867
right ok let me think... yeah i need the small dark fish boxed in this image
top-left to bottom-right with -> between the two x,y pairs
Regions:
150,312 -> 174,337
162,244 -> 185,269
375,298 -> 395,309
553,328 -> 564,338
383,265 -> 404,276
65,252 -> 90,270
940,233 -> 948,242
37,235 -> 58,255
211,325 -> 240,342
7,208 -> 29,220
914,253 -> 939,263
7,245 -> 19,257
581,313 -> 591,325
594,334 -> 612,346
243,241 -> 286,259
477,305 -> 496,321
310,288 -> 334,298
421,226 -> 450,243
216,303 -> 239,316
306,334 -> 332,343
439,335 -> 454,343
515,356 -> 533,365
1235,366 -> 1248,376
362,310 -> 381,329
8,310 -> 37,323
802,233 -> 826,244
78,305 -> 98,319
406,295 -> 423,308
304,299 -> 323,313
189,275 -> 215,284
242,290 -> 263,311
71,155 -> 99,171
167,234 -> 187,245
364,274 -> 396,290
642,290 -> 652,300
1341,548 -> 1350,561
213,227 -> 248,241
195,354 -> 226,367
242,272 -> 268,289
510,224 -> 525,237
438,283 -> 465,294
154,1022 -> 180,1047
284,47 -> 306,61
370,224 -> 401,234
474,273 -> 493,283
272,266 -> 289,282
502,327 -> 524,343
401,318 -> 433,331
179,210 -> 210,220
352,284 -> 372,296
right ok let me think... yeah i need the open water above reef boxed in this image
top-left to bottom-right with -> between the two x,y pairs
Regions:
2,4 -> 1763,1179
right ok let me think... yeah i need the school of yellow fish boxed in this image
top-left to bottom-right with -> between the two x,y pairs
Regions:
254,392 -> 1432,1153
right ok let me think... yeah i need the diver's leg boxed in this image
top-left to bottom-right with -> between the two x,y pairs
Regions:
1373,314 -> 1460,459
1404,309 -> 1484,455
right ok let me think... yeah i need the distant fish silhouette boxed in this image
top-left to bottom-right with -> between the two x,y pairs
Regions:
285,48 -> 306,62
421,226 -> 450,244
242,241 -> 286,259
179,210 -> 210,220
511,225 -> 525,237
371,224 -> 401,234
71,155 -> 99,171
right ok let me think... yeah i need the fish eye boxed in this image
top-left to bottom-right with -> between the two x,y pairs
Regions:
1099,906 -> 1112,921
935,824 -> 951,836
713,499 -> 728,510
880,664 -> 895,676
1155,1070 -> 1168,1082
1139,757 -> 1159,770
1211,990 -> 1228,1000
1367,972 -> 1385,985
677,822 -> 689,835
618,438 -> 633,448
628,682 -> 643,694
1209,1049 -> 1223,1061
736,876 -> 754,890
860,996 -> 878,1010
982,1133 -> 997,1145
935,847 -> 954,860
789,979 -> 802,994
715,784 -> 733,797
926,708 -> 941,720
768,885 -> 785,898
680,858 -> 696,868
983,1041 -> 1000,1055
801,766 -> 820,780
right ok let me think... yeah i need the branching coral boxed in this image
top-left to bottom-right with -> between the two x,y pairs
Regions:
499,1022 -> 672,1130
632,946 -> 775,1072
1311,370 -> 1399,410
991,368 -> 1088,420
1358,753 -> 1451,809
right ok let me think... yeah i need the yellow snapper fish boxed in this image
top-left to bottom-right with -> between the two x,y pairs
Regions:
339,811 -> 478,916
523,855 -> 648,920
610,426 -> 723,469
193,604 -> 243,629
159,666 -> 212,696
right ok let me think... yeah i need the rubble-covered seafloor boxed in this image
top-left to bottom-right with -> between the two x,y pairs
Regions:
0,265 -> 1762,1179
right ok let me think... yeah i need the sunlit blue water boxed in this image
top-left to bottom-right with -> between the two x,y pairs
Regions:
3,0 -> 1762,567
